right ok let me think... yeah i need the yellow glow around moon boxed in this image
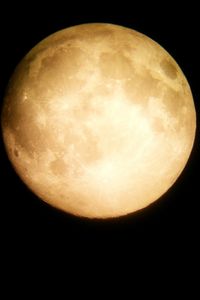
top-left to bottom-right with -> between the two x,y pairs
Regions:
1,23 -> 196,218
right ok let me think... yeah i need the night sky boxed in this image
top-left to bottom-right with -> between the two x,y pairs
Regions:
1,1 -> 199,291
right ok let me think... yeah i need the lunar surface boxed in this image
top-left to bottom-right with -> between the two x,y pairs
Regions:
1,23 -> 196,218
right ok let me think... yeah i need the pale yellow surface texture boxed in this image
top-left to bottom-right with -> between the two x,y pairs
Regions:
1,23 -> 196,218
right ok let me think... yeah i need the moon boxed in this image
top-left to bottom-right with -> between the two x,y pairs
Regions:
1,23 -> 196,218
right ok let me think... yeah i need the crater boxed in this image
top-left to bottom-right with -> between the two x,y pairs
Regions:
160,59 -> 177,79
150,117 -> 165,133
14,148 -> 19,157
50,158 -> 67,176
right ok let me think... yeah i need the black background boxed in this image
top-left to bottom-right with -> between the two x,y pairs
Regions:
0,1 -> 199,291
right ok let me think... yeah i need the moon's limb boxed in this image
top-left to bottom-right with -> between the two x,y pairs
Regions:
1,23 -> 196,218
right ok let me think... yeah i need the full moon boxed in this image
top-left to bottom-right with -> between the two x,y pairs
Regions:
1,23 -> 196,218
